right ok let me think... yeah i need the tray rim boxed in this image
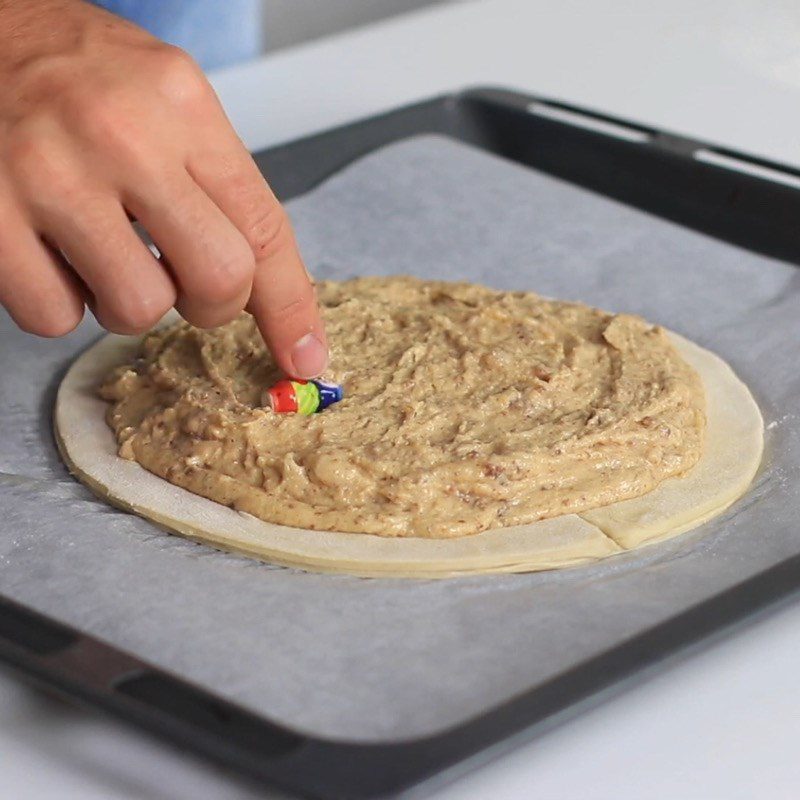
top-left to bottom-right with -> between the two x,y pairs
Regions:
2,85 -> 799,800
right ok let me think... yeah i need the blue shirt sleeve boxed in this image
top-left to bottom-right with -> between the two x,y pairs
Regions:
91,0 -> 261,70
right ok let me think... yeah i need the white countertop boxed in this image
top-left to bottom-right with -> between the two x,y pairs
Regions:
4,1 -> 799,797
213,0 -> 800,165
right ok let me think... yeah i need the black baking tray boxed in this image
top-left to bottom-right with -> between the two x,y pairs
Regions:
2,87 -> 800,799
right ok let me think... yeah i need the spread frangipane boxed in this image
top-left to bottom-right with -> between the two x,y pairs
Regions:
98,276 -> 706,538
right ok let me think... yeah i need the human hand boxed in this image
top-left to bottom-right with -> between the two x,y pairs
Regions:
0,0 -> 328,378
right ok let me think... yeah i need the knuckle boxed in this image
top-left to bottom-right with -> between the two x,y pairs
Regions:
102,319 -> 146,336
36,191 -> 116,239
6,128 -> 65,190
20,308 -> 82,338
71,88 -> 134,149
153,45 -> 210,107
5,133 -> 89,211
70,193 -> 113,232
179,304 -> 242,331
190,249 -> 254,306
107,295 -> 170,335
5,127 -> 43,170
219,244 -> 256,292
66,89 -> 154,172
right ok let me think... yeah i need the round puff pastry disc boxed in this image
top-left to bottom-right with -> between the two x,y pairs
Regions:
55,324 -> 763,578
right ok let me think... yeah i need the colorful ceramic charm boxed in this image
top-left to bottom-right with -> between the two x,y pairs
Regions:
265,379 -> 344,415
314,380 -> 344,411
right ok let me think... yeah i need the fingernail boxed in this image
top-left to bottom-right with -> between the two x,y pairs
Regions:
290,333 -> 328,378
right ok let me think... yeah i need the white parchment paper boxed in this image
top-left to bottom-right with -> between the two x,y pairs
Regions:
0,136 -> 797,742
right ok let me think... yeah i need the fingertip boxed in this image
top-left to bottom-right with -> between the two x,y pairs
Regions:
288,332 -> 329,379
248,270 -> 329,377
176,285 -> 251,330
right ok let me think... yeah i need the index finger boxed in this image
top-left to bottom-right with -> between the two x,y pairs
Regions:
189,144 -> 327,379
